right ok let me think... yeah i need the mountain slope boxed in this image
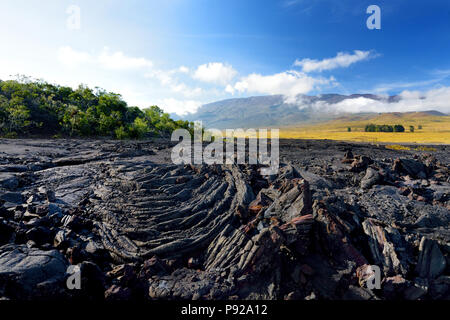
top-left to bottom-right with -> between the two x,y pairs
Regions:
183,94 -> 447,129
183,94 -> 387,129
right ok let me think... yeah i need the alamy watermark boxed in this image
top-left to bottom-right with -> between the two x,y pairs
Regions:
364,265 -> 381,290
66,265 -> 81,290
366,5 -> 381,30
171,122 -> 279,175
66,5 -> 81,30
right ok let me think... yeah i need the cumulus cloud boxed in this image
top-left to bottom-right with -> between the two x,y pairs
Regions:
170,83 -> 203,98
178,66 -> 189,73
193,62 -> 237,85
145,69 -> 203,98
98,48 -> 153,70
290,87 -> 450,114
159,98 -> 202,116
57,46 -> 92,66
57,46 -> 153,70
294,50 -> 372,72
230,70 -> 334,102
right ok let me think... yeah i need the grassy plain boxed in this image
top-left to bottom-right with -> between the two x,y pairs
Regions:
279,113 -> 450,144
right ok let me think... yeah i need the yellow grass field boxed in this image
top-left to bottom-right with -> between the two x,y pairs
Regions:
279,114 -> 450,144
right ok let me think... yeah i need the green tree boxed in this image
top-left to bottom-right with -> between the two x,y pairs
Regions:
6,104 -> 31,133
128,117 -> 149,139
98,111 -> 122,136
0,77 -> 191,139
365,123 -> 376,132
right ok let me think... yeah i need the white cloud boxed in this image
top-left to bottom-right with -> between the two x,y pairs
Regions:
57,46 -> 92,66
292,87 -> 450,114
283,0 -> 302,7
145,69 -> 203,98
146,69 -> 173,85
159,98 -> 202,116
294,50 -> 372,72
98,47 -> 153,70
373,74 -> 450,93
57,46 -> 153,71
193,62 -> 237,85
225,84 -> 235,94
231,70 -> 334,102
178,66 -> 189,73
170,83 -> 203,97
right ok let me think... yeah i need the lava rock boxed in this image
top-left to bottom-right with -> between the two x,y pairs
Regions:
393,158 -> 427,179
25,226 -> 53,246
360,167 -> 382,190
0,244 -> 69,299
362,218 -> 409,276
0,173 -> 19,190
0,219 -> 14,245
139,256 -> 169,278
415,237 -> 447,279
104,285 -> 132,301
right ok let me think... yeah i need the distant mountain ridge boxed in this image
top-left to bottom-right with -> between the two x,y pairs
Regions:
180,94 -> 446,129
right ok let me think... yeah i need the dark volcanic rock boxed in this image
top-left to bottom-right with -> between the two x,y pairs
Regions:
360,167 -> 382,189
0,173 -> 19,190
0,219 -> 14,245
393,158 -> 427,179
0,139 -> 448,301
362,218 -> 410,276
415,237 -> 447,280
0,244 -> 69,299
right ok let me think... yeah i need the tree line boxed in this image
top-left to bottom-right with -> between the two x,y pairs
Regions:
364,124 -> 408,132
0,77 -> 194,139
364,123 -> 416,132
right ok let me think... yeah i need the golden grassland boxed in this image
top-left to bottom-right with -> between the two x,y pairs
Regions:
385,145 -> 437,152
279,114 -> 450,144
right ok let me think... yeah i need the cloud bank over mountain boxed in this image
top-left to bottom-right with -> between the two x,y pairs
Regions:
183,91 -> 449,129
288,87 -> 450,114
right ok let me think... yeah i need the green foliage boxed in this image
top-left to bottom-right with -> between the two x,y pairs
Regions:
115,126 -> 129,140
347,127 -> 351,132
409,125 -> 415,132
377,124 -> 394,132
0,77 -> 190,139
3,131 -> 18,139
365,123 -> 405,132
418,124 -> 422,130
365,123 -> 376,132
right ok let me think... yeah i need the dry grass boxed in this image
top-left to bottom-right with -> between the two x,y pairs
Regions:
385,145 -> 411,151
279,115 -> 450,144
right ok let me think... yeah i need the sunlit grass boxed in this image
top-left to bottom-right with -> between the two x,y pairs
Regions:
386,145 -> 411,151
279,115 -> 450,144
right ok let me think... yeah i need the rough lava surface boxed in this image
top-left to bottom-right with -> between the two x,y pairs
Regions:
0,138 -> 449,300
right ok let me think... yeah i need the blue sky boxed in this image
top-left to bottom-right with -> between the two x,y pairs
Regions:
0,0 -> 449,115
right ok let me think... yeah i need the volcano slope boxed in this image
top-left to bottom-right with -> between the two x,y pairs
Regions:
0,138 -> 449,300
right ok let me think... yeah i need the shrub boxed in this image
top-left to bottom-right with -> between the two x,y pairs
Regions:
115,126 -> 129,140
386,144 -> 411,151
